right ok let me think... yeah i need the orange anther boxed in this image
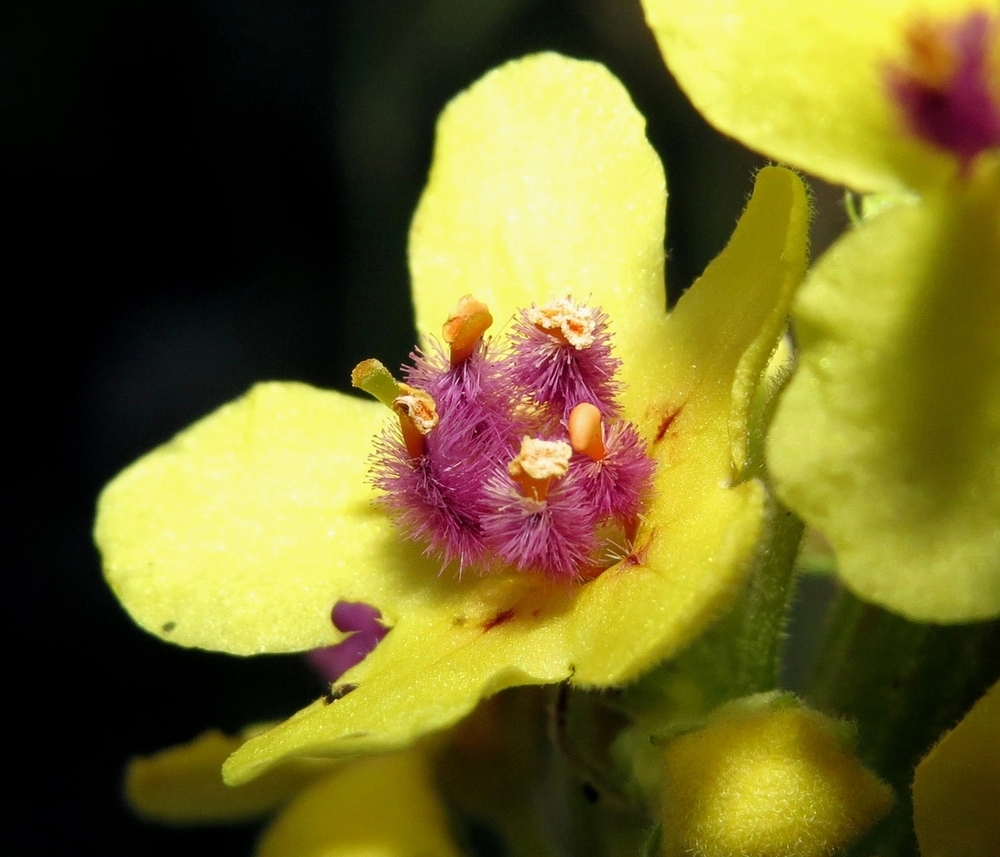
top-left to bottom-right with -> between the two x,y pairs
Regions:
443,295 -> 493,367
568,402 -> 606,461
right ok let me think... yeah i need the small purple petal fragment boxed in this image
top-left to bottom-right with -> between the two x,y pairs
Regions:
332,600 -> 385,635
886,11 -> 1000,168
306,600 -> 389,684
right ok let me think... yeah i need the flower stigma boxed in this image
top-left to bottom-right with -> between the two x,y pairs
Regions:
886,9 -> 1000,169
354,294 -> 654,580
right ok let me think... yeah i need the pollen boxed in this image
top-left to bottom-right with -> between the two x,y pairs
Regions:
393,386 -> 439,435
391,385 -> 438,460
527,297 -> 597,349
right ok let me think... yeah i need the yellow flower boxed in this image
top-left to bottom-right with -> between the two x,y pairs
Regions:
95,53 -> 808,784
127,731 -> 462,857
643,0 -> 1000,621
913,679 -> 1000,857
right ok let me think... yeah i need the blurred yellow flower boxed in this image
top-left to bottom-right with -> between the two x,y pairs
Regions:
913,680 -> 1000,857
95,53 -> 807,784
644,0 -> 1000,621
128,731 -> 462,857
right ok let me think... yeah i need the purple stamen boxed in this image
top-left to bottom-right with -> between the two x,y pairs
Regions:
505,300 -> 622,421
575,420 -> 656,524
482,471 -> 599,580
364,294 -> 652,581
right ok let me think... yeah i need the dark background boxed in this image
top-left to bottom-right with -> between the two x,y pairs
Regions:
4,1 -> 844,853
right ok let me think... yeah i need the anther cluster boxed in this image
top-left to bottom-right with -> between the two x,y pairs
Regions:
357,295 -> 655,581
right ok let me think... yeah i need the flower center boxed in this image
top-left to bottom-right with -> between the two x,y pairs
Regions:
886,10 -> 1000,169
355,295 -> 655,580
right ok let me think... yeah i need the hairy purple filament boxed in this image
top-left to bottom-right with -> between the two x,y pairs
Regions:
367,296 -> 654,581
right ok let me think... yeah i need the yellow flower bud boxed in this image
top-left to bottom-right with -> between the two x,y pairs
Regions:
659,695 -> 893,857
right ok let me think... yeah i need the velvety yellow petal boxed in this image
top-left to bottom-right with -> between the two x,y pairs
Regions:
225,167 -> 808,784
572,166 -> 808,682
768,167 -> 1000,622
95,382 -> 459,653
642,0 -> 981,193
225,574 -> 576,784
913,681 -> 1000,857
408,52 -> 670,410
126,728 -> 333,824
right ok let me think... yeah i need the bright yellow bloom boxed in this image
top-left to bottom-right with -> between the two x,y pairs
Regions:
658,695 -> 894,857
913,680 -> 1000,857
128,732 -> 462,857
95,53 -> 808,784
643,0 -> 1000,621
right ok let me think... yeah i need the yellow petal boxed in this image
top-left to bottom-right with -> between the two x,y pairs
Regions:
126,728 -> 333,824
768,167 -> 1000,622
256,751 -> 462,857
913,681 -> 1000,857
642,0 -> 981,193
572,165 -> 809,682
408,52 -> 670,412
659,696 -> 894,857
95,382 -> 458,653
225,574 -> 574,783
225,167 -> 809,784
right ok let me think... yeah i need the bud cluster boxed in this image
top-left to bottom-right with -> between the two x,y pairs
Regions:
358,295 -> 655,580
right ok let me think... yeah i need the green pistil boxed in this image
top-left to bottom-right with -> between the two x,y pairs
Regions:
351,358 -> 401,409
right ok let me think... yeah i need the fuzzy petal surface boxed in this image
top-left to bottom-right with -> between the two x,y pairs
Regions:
913,681 -> 1000,857
642,0 -> 983,192
225,164 -> 808,784
95,383 -> 458,653
768,167 -> 1000,622
408,52 -> 669,414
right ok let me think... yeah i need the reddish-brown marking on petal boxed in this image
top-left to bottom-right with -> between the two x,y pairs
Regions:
653,404 -> 684,445
620,530 -> 656,571
481,609 -> 516,632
